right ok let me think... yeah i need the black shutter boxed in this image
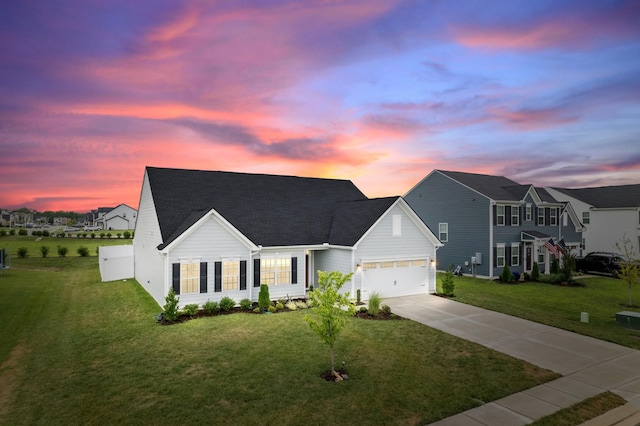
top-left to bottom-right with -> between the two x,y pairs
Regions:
172,263 -> 180,295
493,205 -> 497,226
214,261 -> 222,292
493,247 -> 497,267
253,259 -> 261,287
240,260 -> 247,290
506,206 -> 511,226
200,262 -> 208,293
534,207 -> 539,224
291,257 -> 297,284
545,208 -> 551,226
506,245 -> 512,266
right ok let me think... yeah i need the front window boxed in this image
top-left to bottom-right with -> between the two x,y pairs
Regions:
497,245 -> 505,268
550,208 -> 557,226
497,205 -> 505,226
181,262 -> 199,294
526,204 -> 532,221
277,258 -> 291,284
223,260 -> 239,291
538,207 -> 545,226
583,211 -> 590,224
260,258 -> 276,285
439,223 -> 448,242
511,244 -> 520,266
261,257 -> 291,285
511,206 -> 519,226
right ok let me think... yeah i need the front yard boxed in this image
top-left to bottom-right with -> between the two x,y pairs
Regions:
0,257 -> 557,425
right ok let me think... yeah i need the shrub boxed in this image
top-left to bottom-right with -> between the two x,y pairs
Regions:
116,233 -> 122,239
17,247 -> 28,258
531,262 -> 540,281
123,231 -> 131,239
380,304 -> 391,315
219,296 -> 235,312
267,305 -> 276,313
91,233 -> 96,239
77,246 -> 89,257
0,230 -> 6,236
182,303 -> 199,317
18,229 -> 28,236
163,288 -> 180,321
286,300 -> 298,311
106,233 -> 112,239
500,265 -> 513,283
551,258 -> 559,274
356,289 -> 361,304
57,232 -> 65,238
40,246 -> 49,258
240,298 -> 252,310
42,230 -> 50,237
537,274 -> 565,284
275,302 -> 284,311
82,233 -> 88,238
297,300 -> 308,309
57,246 -> 68,257
100,233 -> 105,239
9,229 -> 16,235
359,306 -> 368,314
253,307 -> 261,313
441,267 -> 455,296
202,300 -> 219,315
33,230 -> 42,237
258,284 -> 270,311
368,292 -> 382,316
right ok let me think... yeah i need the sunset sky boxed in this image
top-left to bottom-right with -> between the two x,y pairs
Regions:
1,0 -> 639,212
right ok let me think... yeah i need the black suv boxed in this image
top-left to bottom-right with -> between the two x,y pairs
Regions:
576,252 -> 625,277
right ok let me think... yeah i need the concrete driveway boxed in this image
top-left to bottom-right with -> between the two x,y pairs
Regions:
384,294 -> 640,425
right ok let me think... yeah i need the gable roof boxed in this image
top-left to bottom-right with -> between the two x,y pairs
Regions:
550,185 -> 640,209
328,197 -> 399,246
147,167 -> 369,248
438,170 -> 530,201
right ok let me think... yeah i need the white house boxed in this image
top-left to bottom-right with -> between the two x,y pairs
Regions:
133,167 -> 442,308
99,203 -> 137,230
547,184 -> 640,254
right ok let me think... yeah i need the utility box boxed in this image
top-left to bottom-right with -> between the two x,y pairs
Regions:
616,311 -> 640,330
475,252 -> 482,264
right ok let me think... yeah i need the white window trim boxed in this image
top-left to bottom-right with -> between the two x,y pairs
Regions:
525,204 -> 532,221
538,207 -> 545,226
550,208 -> 557,226
497,205 -> 505,226
511,205 -> 519,226
496,243 -> 506,268
392,214 -> 402,237
439,222 -> 448,242
511,243 -> 520,266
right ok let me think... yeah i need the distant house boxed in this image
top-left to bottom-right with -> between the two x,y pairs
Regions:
133,167 -> 442,308
405,170 -> 584,278
547,185 -> 640,254
99,204 -> 137,230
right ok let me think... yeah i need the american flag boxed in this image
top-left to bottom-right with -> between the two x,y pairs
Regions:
556,238 -> 567,252
544,238 -> 559,257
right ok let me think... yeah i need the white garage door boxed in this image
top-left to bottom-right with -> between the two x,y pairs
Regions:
360,259 -> 429,299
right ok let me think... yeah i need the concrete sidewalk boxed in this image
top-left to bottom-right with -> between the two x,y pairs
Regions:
384,294 -> 640,425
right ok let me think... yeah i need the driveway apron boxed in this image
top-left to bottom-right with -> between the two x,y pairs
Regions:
384,294 -> 640,426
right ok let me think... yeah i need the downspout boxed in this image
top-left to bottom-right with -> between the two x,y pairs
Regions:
489,201 -> 495,279
249,245 -> 262,301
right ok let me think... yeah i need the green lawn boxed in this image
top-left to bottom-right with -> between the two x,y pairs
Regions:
439,274 -> 640,349
0,257 -> 558,425
0,233 -> 131,261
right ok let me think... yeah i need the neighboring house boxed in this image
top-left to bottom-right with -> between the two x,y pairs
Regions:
547,185 -> 640,254
99,203 -> 137,230
404,170 -> 584,278
89,207 -> 114,229
133,167 -> 442,308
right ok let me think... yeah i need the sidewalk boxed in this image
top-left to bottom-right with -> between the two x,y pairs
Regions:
384,294 -> 640,425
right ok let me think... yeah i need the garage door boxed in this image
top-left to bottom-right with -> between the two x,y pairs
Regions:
360,258 -> 429,299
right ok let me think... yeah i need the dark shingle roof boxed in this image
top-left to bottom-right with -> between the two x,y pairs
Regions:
551,185 -> 640,209
147,167 -> 370,248
439,170 -> 529,201
328,197 -> 398,246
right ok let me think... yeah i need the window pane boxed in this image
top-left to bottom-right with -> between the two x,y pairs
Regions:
363,262 -> 377,270
181,262 -> 199,294
511,206 -> 519,226
397,261 -> 410,267
497,206 -> 505,225
412,260 -> 426,267
261,258 -> 275,285
380,261 -> 394,268
277,258 -> 291,284
223,260 -> 239,291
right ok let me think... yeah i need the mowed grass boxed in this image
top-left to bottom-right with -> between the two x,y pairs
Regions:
0,233 -> 131,260
0,257 -> 559,425
440,274 -> 640,350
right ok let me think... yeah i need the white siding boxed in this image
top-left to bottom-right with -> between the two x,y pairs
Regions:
254,248 -> 307,301
590,209 -> 640,254
133,172 -> 166,307
99,245 -> 134,282
313,247 -> 356,297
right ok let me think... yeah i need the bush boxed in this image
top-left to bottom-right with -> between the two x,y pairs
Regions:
106,233 -> 112,239
123,231 -> 131,239
368,292 -> 382,316
57,232 -> 65,238
275,302 -> 284,311
219,296 -> 235,312
202,300 -> 219,315
258,284 -> 270,311
296,300 -> 308,309
441,267 -> 455,296
240,298 -> 252,310
40,246 -> 49,258
163,288 -> 180,321
100,233 -> 105,239
182,303 -> 199,317
91,233 -> 96,239
359,306 -> 368,314
116,233 -> 122,239
500,265 -> 513,283
531,262 -> 540,281
33,230 -> 42,237
42,230 -> 50,237
286,300 -> 298,311
253,307 -> 261,313
380,304 -> 391,315
267,305 -> 276,313
537,274 -> 565,284
18,229 -> 28,236
0,230 -> 7,236
551,258 -> 559,274
17,247 -> 28,258
77,246 -> 89,257
356,289 -> 361,304
9,229 -> 15,235
57,246 -> 68,257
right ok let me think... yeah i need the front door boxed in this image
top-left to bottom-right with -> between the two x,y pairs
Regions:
525,243 -> 532,272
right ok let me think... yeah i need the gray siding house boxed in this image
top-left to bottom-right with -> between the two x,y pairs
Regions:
405,170 -> 584,278
134,167 -> 442,308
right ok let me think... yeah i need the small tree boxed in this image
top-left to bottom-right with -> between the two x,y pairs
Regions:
305,270 -> 355,375
17,247 -> 28,258
615,236 -> 640,307
258,284 -> 270,311
57,246 -> 68,257
77,246 -> 89,257
441,266 -> 455,296
531,262 -> 540,281
500,265 -> 513,283
163,288 -> 180,321
40,246 -> 49,258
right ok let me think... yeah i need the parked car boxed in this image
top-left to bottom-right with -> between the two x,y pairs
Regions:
84,226 -> 100,231
576,252 -> 624,277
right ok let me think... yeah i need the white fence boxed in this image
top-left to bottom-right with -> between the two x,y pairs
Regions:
99,245 -> 134,282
